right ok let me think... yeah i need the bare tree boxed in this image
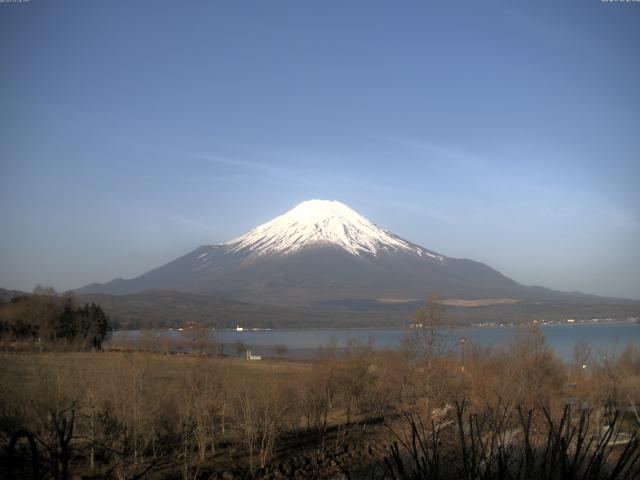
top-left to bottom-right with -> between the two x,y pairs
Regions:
180,361 -> 225,463
504,326 -> 565,410
401,294 -> 452,408
273,344 -> 289,359
336,338 -> 375,426
233,341 -> 247,357
232,372 -> 294,469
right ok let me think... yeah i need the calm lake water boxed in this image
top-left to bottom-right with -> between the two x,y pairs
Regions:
109,322 -> 640,361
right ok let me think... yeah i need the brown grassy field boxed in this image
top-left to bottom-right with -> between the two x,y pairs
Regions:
0,351 -> 310,390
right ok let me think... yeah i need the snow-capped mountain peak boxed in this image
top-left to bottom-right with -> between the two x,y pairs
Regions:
224,199 -> 443,260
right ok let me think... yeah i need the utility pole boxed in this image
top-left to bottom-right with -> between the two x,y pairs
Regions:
460,338 -> 466,374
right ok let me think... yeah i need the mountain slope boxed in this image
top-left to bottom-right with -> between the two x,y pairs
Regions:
77,200 -> 555,305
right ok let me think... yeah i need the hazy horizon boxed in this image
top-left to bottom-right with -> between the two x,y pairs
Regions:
1,1 -> 639,299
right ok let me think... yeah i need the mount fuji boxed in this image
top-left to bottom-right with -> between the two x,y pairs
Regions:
79,199 -> 536,305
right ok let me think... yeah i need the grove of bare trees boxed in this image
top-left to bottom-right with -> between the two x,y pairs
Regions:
1,297 -> 639,479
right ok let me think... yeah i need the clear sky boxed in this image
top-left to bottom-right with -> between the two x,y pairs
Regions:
1,1 -> 639,299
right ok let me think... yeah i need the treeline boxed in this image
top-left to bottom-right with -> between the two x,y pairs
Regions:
0,286 -> 109,349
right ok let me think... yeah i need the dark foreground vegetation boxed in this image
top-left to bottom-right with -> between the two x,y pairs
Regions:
1,297 -> 640,479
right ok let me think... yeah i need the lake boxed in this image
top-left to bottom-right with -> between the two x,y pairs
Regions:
109,321 -> 640,361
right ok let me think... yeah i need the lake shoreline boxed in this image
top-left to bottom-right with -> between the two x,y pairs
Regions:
107,322 -> 640,361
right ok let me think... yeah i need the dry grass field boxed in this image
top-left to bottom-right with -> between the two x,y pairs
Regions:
0,351 -> 310,391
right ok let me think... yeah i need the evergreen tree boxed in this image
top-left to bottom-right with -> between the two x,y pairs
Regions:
55,298 -> 77,341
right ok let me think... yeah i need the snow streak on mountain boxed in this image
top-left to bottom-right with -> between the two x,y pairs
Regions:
225,199 -> 444,260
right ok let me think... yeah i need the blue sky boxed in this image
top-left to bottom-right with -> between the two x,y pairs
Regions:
1,1 -> 639,299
